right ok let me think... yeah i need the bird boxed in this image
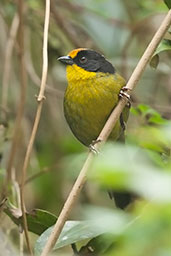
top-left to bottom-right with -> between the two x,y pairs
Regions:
58,48 -> 131,209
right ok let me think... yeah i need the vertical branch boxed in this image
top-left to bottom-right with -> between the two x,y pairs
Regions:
11,171 -> 24,256
37,0 -> 50,102
19,0 -> 50,254
0,13 -> 19,201
4,2 -> 26,190
1,13 -> 19,117
11,0 -> 33,254
0,13 -> 19,200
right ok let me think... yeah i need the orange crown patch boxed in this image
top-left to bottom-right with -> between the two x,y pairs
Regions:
68,48 -> 87,59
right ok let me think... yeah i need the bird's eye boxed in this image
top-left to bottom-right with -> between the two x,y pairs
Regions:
80,56 -> 87,64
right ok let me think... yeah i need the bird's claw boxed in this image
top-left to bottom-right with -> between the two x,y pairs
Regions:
89,139 -> 101,154
119,87 -> 131,107
89,144 -> 99,154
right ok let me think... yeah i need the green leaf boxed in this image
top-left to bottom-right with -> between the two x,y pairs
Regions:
131,104 -> 168,125
150,39 -> 171,68
79,234 -> 113,255
78,206 -> 131,255
164,0 -> 171,9
128,123 -> 171,154
35,207 -> 130,255
131,104 -> 152,116
154,39 -> 171,55
35,220 -> 108,255
4,202 -> 57,235
149,54 -> 159,69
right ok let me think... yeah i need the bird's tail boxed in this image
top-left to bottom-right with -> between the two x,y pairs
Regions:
108,190 -> 133,209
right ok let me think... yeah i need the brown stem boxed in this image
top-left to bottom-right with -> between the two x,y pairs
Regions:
41,10 -> 171,256
25,46 -> 64,98
15,1 -> 32,254
25,166 -> 54,185
3,7 -> 26,192
0,13 -> 19,202
19,0 -> 50,255
1,13 -> 19,118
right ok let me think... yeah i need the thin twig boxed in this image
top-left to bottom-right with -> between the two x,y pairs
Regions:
25,166 -> 54,185
25,36 -> 63,98
19,230 -> 24,256
1,13 -> 19,118
0,14 -> 19,201
12,0 -> 33,254
19,0 -> 50,255
37,1 -> 50,102
11,170 -> 24,256
41,10 -> 171,256
1,13 -> 19,197
3,7 -> 26,192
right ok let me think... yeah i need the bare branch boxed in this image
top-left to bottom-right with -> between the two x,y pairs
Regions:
0,13 -> 19,201
25,166 -> 55,185
41,10 -> 171,256
37,1 -> 50,102
6,9 -> 27,185
12,0 -> 32,254
1,13 -> 19,116
19,0 -> 50,255
11,170 -> 24,256
25,39 -> 63,98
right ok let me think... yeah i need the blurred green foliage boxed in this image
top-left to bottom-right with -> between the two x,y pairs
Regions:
0,0 -> 170,255
164,0 -> 171,9
150,39 -> 171,68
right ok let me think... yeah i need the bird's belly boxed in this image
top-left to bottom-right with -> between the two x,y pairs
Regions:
64,88 -> 121,146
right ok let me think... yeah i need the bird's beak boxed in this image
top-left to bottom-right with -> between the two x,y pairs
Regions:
57,55 -> 74,65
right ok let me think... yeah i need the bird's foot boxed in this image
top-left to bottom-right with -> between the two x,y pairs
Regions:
89,139 -> 102,154
119,87 -> 131,107
120,113 -> 127,131
89,144 -> 99,154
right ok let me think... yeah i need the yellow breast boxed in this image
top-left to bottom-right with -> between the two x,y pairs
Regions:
64,65 -> 126,146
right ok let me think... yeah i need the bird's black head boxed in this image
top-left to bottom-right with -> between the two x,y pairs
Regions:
58,48 -> 115,74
